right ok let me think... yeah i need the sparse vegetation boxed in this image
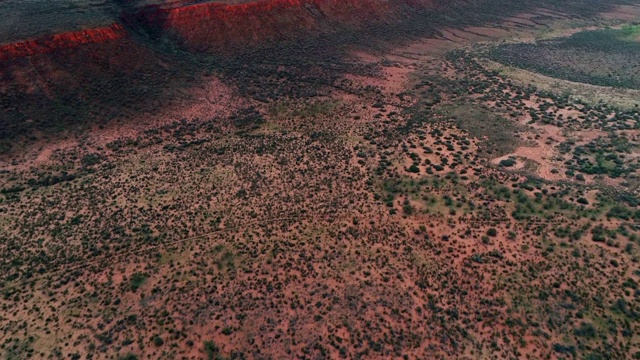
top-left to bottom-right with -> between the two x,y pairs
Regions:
0,1 -> 638,359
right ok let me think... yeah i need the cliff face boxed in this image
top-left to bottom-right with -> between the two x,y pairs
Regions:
0,24 -> 127,62
130,0 -> 451,50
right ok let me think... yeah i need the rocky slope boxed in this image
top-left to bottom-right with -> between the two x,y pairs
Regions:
129,0 -> 452,50
0,23 -> 127,61
0,0 -> 454,60
0,0 -> 460,147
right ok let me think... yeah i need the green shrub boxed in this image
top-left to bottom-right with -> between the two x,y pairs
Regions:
203,341 -> 220,359
153,336 -> 164,346
499,158 -> 516,167
574,322 -> 597,338
130,272 -> 148,291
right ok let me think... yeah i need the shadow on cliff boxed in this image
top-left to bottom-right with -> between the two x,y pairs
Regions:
0,34 -> 204,154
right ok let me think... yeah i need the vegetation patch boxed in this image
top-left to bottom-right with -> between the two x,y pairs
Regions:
489,25 -> 640,89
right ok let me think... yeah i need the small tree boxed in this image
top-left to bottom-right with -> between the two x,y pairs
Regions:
203,341 -> 220,359
153,336 -> 164,347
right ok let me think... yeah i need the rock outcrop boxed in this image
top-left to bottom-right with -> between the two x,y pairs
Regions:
130,0 -> 451,50
0,0 -> 453,60
0,23 -> 127,61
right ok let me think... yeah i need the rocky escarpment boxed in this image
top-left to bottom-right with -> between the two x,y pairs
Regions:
0,22 -> 193,148
129,0 -> 454,51
0,23 -> 127,62
0,0 -> 453,60
0,0 -> 460,147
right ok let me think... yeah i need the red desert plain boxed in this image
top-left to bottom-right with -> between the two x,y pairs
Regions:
0,0 -> 639,359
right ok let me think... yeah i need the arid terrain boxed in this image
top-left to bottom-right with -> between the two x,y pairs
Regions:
0,0 -> 639,359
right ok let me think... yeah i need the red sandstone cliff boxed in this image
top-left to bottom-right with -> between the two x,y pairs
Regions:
0,0 -> 453,60
131,0 -> 450,50
0,23 -> 127,62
